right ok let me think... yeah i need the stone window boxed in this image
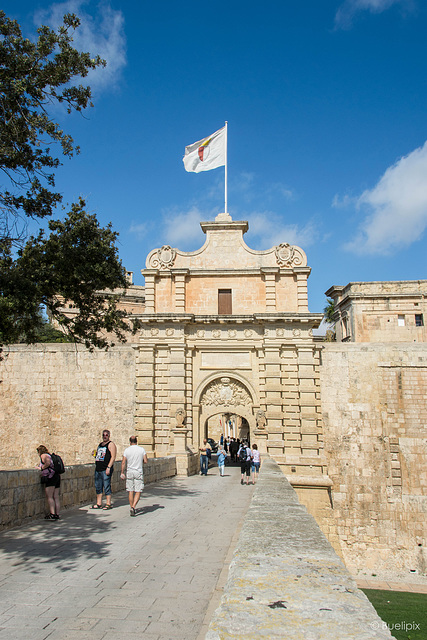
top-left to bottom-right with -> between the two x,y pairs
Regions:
398,315 -> 405,327
218,289 -> 232,314
415,314 -> 424,327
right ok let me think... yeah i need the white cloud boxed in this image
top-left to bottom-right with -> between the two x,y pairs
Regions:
229,172 -> 294,205
245,212 -> 318,249
34,0 -> 126,92
332,193 -> 357,208
335,0 -> 411,29
128,223 -> 147,240
161,207 -> 207,247
344,141 -> 427,254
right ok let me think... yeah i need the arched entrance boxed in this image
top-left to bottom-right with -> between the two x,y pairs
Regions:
204,412 -> 250,443
193,374 -> 258,448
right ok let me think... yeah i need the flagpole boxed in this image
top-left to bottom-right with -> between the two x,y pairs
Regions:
224,121 -> 228,213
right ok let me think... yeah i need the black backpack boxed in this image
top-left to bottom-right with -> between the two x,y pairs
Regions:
239,447 -> 247,462
51,452 -> 65,475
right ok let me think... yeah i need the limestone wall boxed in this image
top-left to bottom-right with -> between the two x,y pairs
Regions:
0,456 -> 176,531
320,342 -> 427,579
0,344 -> 137,470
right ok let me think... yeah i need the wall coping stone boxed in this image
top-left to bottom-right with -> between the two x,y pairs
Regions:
0,457 -> 176,531
206,457 -> 393,639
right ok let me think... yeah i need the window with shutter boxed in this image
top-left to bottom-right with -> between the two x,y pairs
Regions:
218,289 -> 232,314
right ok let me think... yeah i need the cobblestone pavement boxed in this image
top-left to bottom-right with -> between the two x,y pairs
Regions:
0,462 -> 254,640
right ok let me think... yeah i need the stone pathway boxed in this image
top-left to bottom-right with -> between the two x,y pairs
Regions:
356,578 -> 427,594
0,462 -> 254,640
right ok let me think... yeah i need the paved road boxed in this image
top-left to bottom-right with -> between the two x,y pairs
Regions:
0,461 -> 253,640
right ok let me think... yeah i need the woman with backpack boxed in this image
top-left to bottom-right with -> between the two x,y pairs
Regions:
237,440 -> 252,485
37,445 -> 61,520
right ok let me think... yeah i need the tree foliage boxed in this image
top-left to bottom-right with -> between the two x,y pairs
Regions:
0,10 -> 135,352
323,298 -> 335,324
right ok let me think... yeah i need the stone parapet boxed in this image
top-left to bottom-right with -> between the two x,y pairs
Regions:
206,457 -> 392,639
0,456 -> 176,531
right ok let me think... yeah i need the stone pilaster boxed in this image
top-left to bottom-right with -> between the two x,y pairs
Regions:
263,346 -> 284,457
185,347 -> 194,445
169,345 -> 186,436
134,345 -> 156,455
295,270 -> 309,312
172,270 -> 188,312
143,270 -> 157,312
154,345 -> 171,456
281,346 -> 301,455
261,268 -> 279,312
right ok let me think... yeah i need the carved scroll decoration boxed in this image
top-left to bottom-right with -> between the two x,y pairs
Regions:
149,245 -> 176,269
275,243 -> 305,268
201,377 -> 252,407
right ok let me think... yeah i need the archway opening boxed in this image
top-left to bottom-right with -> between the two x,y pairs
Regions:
204,412 -> 251,446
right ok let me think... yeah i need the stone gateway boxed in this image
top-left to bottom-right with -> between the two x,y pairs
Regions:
0,212 -> 426,582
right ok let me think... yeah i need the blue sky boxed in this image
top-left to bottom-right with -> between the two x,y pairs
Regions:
4,0 -> 427,313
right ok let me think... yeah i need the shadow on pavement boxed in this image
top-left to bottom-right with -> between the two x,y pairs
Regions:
0,509 -> 115,574
135,503 -> 165,516
0,472 -> 234,574
142,478 -> 204,500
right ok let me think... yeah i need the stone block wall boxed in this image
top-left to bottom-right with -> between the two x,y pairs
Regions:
0,344 -> 136,470
0,456 -> 176,531
319,342 -> 427,578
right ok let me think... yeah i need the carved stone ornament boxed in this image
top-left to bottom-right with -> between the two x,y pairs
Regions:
175,407 -> 186,427
151,328 -> 159,336
197,329 -> 205,338
149,245 -> 176,269
201,377 -> 252,407
293,328 -> 301,337
244,329 -> 253,338
276,328 -> 284,338
256,409 -> 267,430
165,328 -> 174,337
275,243 -> 295,267
228,329 -> 237,338
212,329 -> 221,339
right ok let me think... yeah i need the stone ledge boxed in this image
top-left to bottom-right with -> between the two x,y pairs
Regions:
287,474 -> 333,489
206,457 -> 392,639
0,457 -> 177,531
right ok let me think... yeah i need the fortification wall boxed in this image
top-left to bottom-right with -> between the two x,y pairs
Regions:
1,341 -> 426,581
320,342 -> 427,579
0,344 -> 136,470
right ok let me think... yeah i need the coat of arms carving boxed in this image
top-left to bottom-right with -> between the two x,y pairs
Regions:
201,377 -> 252,407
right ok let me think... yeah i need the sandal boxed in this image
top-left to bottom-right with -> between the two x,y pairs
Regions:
92,504 -> 102,509
102,505 -> 112,510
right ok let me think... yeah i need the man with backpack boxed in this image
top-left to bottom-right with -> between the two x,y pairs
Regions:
237,440 -> 252,485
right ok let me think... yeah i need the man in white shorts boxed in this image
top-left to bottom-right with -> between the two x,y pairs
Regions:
120,436 -> 148,516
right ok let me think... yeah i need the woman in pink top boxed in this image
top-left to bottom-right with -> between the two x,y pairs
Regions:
251,443 -> 261,484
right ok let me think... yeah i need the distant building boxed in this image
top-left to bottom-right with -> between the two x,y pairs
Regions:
325,280 -> 426,343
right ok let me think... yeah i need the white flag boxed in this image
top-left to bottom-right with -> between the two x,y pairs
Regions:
183,126 -> 226,173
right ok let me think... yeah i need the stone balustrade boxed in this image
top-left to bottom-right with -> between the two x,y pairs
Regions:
0,456 -> 177,531
206,457 -> 393,639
